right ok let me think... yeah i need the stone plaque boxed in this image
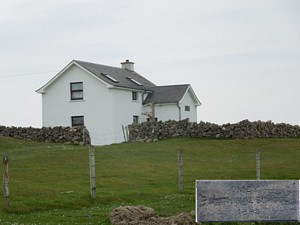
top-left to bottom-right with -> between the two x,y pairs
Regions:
196,180 -> 299,222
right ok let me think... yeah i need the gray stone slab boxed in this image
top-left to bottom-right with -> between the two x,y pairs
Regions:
196,180 -> 299,222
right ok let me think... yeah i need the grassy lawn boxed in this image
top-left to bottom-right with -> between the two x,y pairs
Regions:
0,136 -> 299,224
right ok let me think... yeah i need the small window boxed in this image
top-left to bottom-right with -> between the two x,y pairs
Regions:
132,91 -> 138,101
101,73 -> 119,83
71,116 -> 84,126
70,82 -> 83,100
127,77 -> 143,86
133,115 -> 139,124
185,106 -> 190,111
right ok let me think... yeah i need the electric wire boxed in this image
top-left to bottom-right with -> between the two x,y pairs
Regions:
0,71 -> 59,79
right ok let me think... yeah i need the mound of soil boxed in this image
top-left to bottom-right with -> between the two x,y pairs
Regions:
109,205 -> 199,225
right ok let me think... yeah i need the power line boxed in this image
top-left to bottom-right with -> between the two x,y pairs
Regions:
0,71 -> 59,79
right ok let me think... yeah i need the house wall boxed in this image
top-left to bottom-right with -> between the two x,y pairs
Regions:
154,104 -> 180,121
179,89 -> 198,122
142,89 -> 198,122
142,103 -> 181,122
112,89 -> 144,143
42,65 -> 115,145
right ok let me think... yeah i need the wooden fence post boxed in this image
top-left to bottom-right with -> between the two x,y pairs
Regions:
89,146 -> 96,199
177,150 -> 183,193
3,156 -> 9,208
256,149 -> 260,180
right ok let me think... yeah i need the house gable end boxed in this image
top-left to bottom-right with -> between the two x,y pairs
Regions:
36,60 -> 113,94
179,85 -> 201,107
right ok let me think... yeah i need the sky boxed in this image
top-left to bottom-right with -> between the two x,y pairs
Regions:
0,0 -> 300,127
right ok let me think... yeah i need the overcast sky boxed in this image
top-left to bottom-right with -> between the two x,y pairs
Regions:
1,0 -> 299,127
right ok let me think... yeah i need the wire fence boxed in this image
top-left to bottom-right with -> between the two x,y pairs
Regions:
92,144 -> 195,214
2,137 -> 299,218
91,141 -> 300,200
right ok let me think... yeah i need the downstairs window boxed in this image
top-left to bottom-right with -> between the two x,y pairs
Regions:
71,116 -> 84,126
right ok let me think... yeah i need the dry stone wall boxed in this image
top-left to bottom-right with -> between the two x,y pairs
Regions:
128,119 -> 300,142
0,125 -> 90,145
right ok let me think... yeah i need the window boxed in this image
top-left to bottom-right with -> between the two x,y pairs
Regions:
185,105 -> 190,111
101,73 -> 119,83
132,91 -> 138,101
127,77 -> 143,86
71,116 -> 84,126
70,82 -> 83,100
133,115 -> 139,124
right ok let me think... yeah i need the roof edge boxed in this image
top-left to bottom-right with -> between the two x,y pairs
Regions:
179,85 -> 202,106
36,60 -> 113,93
36,60 -> 80,94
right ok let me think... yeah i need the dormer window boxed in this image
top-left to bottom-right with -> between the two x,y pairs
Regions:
127,77 -> 143,86
70,82 -> 83,100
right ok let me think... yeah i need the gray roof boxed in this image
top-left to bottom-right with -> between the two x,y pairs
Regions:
143,84 -> 190,105
75,61 -> 197,105
75,60 -> 156,91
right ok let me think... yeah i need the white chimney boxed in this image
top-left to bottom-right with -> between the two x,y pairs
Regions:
121,59 -> 134,71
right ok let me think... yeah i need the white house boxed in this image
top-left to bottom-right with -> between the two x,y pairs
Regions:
36,60 -> 201,145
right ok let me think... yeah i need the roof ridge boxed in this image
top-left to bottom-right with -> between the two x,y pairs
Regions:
73,60 -> 156,90
153,84 -> 190,88
74,60 -> 126,71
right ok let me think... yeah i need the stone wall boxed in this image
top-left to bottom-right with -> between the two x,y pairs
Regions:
128,119 -> 300,142
0,125 -> 91,145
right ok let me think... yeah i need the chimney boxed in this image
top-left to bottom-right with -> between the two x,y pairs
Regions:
121,59 -> 134,71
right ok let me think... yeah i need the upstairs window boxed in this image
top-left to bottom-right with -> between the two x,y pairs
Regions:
132,91 -> 138,101
70,82 -> 83,100
71,116 -> 84,126
185,106 -> 190,111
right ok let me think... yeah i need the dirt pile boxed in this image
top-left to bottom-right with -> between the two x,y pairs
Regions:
109,205 -> 199,225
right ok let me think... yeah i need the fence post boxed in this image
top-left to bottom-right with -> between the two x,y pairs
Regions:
177,150 -> 183,193
3,156 -> 9,208
256,149 -> 260,180
89,146 -> 96,199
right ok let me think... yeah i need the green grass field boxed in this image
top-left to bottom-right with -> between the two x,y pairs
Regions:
0,136 -> 299,224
